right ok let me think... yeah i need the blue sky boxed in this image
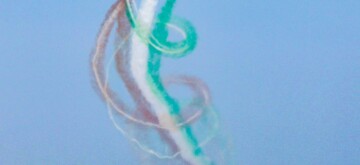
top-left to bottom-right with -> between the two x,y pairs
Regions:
0,0 -> 359,164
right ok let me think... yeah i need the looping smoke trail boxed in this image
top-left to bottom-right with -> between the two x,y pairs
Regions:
125,0 -> 197,57
91,0 -> 219,164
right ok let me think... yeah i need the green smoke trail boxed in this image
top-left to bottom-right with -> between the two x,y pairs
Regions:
146,0 -> 205,158
125,0 -> 211,164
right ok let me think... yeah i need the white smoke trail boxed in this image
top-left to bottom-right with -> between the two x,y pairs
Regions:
129,0 -> 211,164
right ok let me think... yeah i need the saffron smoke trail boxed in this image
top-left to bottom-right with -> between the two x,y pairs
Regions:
91,0 -> 219,164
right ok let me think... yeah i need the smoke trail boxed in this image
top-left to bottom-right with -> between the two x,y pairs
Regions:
91,0 -> 219,164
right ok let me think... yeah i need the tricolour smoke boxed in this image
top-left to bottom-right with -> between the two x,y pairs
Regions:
91,1 -> 219,164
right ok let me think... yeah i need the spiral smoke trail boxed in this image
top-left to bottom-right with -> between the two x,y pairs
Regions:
91,0 -> 219,164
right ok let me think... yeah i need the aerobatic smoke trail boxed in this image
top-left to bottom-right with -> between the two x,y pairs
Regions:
91,0 -> 219,164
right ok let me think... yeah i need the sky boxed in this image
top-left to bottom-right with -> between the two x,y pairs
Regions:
0,0 -> 359,164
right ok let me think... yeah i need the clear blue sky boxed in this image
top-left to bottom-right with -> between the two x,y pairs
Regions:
1,0 -> 359,164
